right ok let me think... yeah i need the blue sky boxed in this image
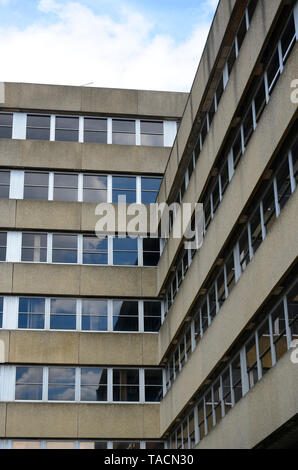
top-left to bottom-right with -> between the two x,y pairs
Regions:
0,0 -> 218,91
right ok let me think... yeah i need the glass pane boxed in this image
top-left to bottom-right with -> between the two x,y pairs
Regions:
27,127 -> 50,141
84,118 -> 107,131
46,442 -> 75,449
51,298 -> 76,315
53,234 -> 77,249
13,441 -> 41,449
113,316 -> 138,332
258,318 -> 272,376
141,121 -> 163,134
54,188 -> 78,201
82,299 -> 108,316
27,115 -> 50,128
84,131 -> 107,144
48,367 -> 75,401
82,316 -> 107,331
54,173 -> 78,187
25,172 -> 49,186
112,133 -> 135,145
55,129 -> 78,142
56,116 -> 79,129
0,113 -> 13,126
24,186 -> 48,200
141,134 -> 164,146
141,177 -> 162,191
113,120 -> 135,133
113,237 -> 137,251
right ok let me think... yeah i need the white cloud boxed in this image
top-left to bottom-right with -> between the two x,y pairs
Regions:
0,1 -> 212,91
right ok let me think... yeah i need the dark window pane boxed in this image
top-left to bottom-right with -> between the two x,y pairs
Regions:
113,316 -> 138,331
141,134 -> 164,146
113,252 -> 138,266
281,15 -> 295,59
53,234 -> 77,249
112,133 -> 135,145
144,317 -> 161,332
113,386 -> 139,401
0,113 -> 13,126
81,385 -> 107,401
144,301 -> 161,316
267,49 -> 280,93
141,121 -> 163,134
50,315 -> 76,329
113,120 -> 135,133
55,129 -> 78,142
243,107 -> 254,146
84,118 -> 107,131
27,115 -> 50,128
143,238 -> 159,252
143,252 -> 160,266
0,127 -> 12,139
25,172 -> 49,186
254,81 -> 266,123
54,173 -> 78,187
113,300 -> 138,316
24,186 -> 48,200
26,128 -> 50,140
56,117 -> 79,129
84,131 -> 107,144
0,171 -> 10,185
19,297 -> 45,312
237,15 -> 247,50
18,313 -> 44,329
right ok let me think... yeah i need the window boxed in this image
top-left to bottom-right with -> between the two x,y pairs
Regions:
54,173 -> 78,202
113,442 -> 140,450
225,252 -> 235,295
249,205 -> 263,254
18,297 -> 45,329
0,170 -> 10,198
48,367 -> 75,401
276,158 -> 291,211
221,368 -> 232,416
0,113 -> 13,139
201,118 -> 208,145
236,15 -> 247,51
50,298 -> 76,330
24,171 -> 49,200
257,318 -> 272,377
112,176 -> 136,203
140,121 -> 163,147
113,300 -> 138,332
113,369 -> 139,402
208,96 -> 216,126
231,355 -> 242,404
271,300 -> 288,362
144,369 -> 162,402
21,232 -> 47,262
281,14 -> 296,61
83,174 -> 107,203
246,336 -> 258,389
262,183 -> 276,233
112,120 -> 135,145
113,237 -> 138,266
0,297 -> 3,328
291,138 -> 298,186
26,114 -> 51,140
254,81 -> 266,123
79,442 -> 108,449
287,282 -> 298,341
143,238 -> 160,266
81,368 -> 107,401
82,299 -> 108,331
55,116 -> 79,142
46,442 -> 75,449
144,301 -> 161,332
243,106 -> 254,147
84,118 -> 107,144
232,130 -> 242,170
13,441 -> 42,449
15,366 -> 43,400
216,75 -> 224,107
227,41 -> 237,75
141,177 -> 162,204
52,234 -> 77,263
238,227 -> 250,273
83,235 -> 108,265
267,49 -> 280,95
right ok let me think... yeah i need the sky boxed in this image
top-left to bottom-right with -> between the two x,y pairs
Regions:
0,0 -> 218,92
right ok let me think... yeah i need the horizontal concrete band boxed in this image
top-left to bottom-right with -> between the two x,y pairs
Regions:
159,187 -> 298,433
0,199 -> 158,234
158,42 -> 298,358
0,403 -> 160,439
0,263 -> 158,298
0,139 -> 169,175
1,83 -> 188,119
157,0 -> 290,291
196,350 -> 298,449
0,330 -> 159,366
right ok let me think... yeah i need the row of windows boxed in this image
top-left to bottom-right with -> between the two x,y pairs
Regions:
163,10 -> 298,315
0,170 -> 162,204
171,0 -> 258,209
0,113 -> 177,147
166,276 -> 298,449
0,232 -> 161,267
0,297 -> 162,333
0,367 -> 163,403
164,133 -> 298,391
0,440 -> 165,450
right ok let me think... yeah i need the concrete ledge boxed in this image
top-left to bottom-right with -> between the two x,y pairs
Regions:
0,402 -> 160,439
0,330 -> 159,366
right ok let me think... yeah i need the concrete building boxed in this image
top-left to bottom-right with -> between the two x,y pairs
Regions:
0,0 -> 297,449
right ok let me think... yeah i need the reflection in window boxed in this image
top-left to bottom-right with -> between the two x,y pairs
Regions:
48,367 -> 75,401
26,114 -> 50,140
113,369 -> 139,402
112,120 -> 135,145
54,173 -> 78,202
113,442 -> 140,450
0,113 -> 13,139
113,300 -> 138,332
0,170 -> 10,198
83,236 -> 108,265
21,233 -> 47,262
52,234 -> 77,263
82,299 -> 108,331
18,297 -> 45,329
24,171 -> 49,200
55,116 -> 79,142
50,298 -> 76,330
83,174 -> 107,203
141,177 -> 162,204
15,366 -> 43,400
81,368 -> 107,401
113,237 -> 138,266
112,176 -> 136,203
84,118 -> 107,144
140,121 -> 163,147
